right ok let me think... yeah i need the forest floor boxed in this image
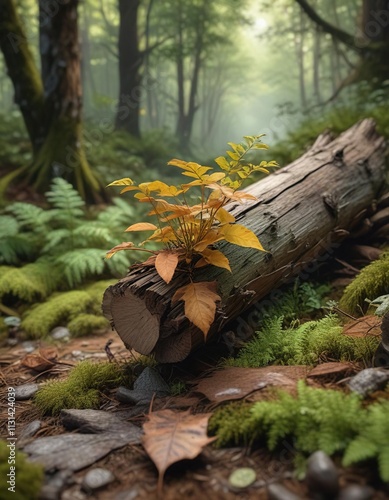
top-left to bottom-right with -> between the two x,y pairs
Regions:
1,319 -> 389,500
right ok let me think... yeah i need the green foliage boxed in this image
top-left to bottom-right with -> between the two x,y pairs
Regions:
226,314 -> 379,368
34,360 -> 124,415
21,291 -> 95,337
68,314 -> 109,337
209,381 -> 389,481
0,440 -> 44,500
340,252 -> 389,315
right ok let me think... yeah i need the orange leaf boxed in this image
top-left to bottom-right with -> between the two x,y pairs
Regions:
220,224 -> 266,251
142,410 -> 215,494
193,230 -> 224,252
21,347 -> 58,372
125,222 -> 158,232
155,251 -> 179,284
198,248 -> 231,272
172,281 -> 221,337
106,241 -> 135,258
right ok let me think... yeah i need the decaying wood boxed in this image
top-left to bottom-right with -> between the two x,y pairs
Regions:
103,119 -> 387,363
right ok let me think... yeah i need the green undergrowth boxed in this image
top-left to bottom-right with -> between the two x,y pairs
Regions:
34,360 -> 125,415
225,314 -> 379,368
0,440 -> 44,500
340,252 -> 389,315
209,381 -> 389,481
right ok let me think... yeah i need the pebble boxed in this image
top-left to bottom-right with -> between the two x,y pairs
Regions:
19,420 -> 41,441
14,383 -> 40,400
116,367 -> 170,405
51,326 -> 70,340
338,485 -> 375,500
267,483 -> 302,500
82,468 -> 115,492
306,451 -> 339,498
228,467 -> 256,489
21,341 -> 36,353
40,470 -> 73,500
348,368 -> 389,397
4,316 -> 21,327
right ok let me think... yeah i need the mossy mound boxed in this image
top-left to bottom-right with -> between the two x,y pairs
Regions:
209,381 -> 389,481
339,252 -> 389,315
68,314 -> 108,337
34,360 -> 124,415
225,315 -> 379,368
0,441 -> 44,500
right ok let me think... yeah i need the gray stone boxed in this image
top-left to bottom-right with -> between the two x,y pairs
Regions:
19,420 -> 41,441
116,367 -> 170,405
60,409 -> 142,438
51,326 -> 70,340
338,485 -> 375,500
306,451 -> 339,498
348,368 -> 389,397
267,483 -> 302,500
115,490 -> 139,500
4,316 -> 21,327
82,468 -> 115,492
14,383 -> 39,400
40,470 -> 73,500
21,341 -> 36,353
23,429 -> 141,472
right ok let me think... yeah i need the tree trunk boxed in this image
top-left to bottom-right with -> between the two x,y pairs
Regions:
103,119 -> 387,363
115,0 -> 142,137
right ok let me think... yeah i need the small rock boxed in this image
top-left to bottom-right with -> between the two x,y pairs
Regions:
133,367 -> 170,394
51,326 -> 70,340
7,338 -> 18,346
267,483 -> 302,500
348,368 -> 389,397
115,489 -> 139,500
21,341 -> 36,353
15,383 -> 39,400
71,350 -> 83,358
4,316 -> 21,327
338,485 -> 375,500
306,451 -> 339,498
117,367 -> 170,405
228,467 -> 256,489
82,467 -> 115,492
40,470 -> 73,500
19,420 -> 41,441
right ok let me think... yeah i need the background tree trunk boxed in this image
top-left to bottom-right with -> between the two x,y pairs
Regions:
103,119 -> 387,363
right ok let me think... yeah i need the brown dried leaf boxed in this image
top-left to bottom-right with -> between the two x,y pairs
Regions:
172,281 -> 221,337
142,410 -> 215,493
194,366 -> 308,402
343,315 -> 381,338
21,347 -> 58,372
155,251 -> 179,284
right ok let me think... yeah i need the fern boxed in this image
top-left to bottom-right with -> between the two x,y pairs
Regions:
55,248 -> 105,287
210,381 -> 389,481
7,202 -> 50,233
340,252 -> 389,315
0,215 -> 36,264
45,177 -> 85,222
226,315 -> 379,367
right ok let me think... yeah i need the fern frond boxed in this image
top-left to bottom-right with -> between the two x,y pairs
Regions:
73,222 -> 114,246
7,202 -> 50,232
0,215 -> 19,237
42,228 -> 73,253
105,249 -> 131,277
55,249 -> 105,287
21,290 -> 94,337
45,178 -> 85,224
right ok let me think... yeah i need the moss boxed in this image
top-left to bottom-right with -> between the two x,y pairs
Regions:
339,252 -> 389,315
68,314 -> 109,337
21,290 -> 94,337
34,360 -> 124,415
0,440 -> 44,500
83,280 -> 116,314
209,381 -> 389,481
225,315 -> 379,368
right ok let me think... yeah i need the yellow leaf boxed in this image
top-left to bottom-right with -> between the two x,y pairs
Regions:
193,230 -> 224,252
253,143 -> 269,150
125,222 -> 158,232
172,281 -> 221,337
198,248 -> 231,271
107,178 -> 134,187
167,158 -> 191,170
227,142 -> 240,153
120,185 -> 140,194
220,224 -> 266,251
227,151 -> 239,161
155,251 -> 179,284
147,226 -> 178,243
214,207 -> 235,224
106,241 -> 135,258
214,156 -> 230,171
207,183 -> 257,201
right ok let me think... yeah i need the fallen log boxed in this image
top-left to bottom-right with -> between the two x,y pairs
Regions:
103,119 -> 387,363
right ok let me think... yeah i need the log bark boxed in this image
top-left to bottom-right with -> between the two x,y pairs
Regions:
103,119 -> 387,363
